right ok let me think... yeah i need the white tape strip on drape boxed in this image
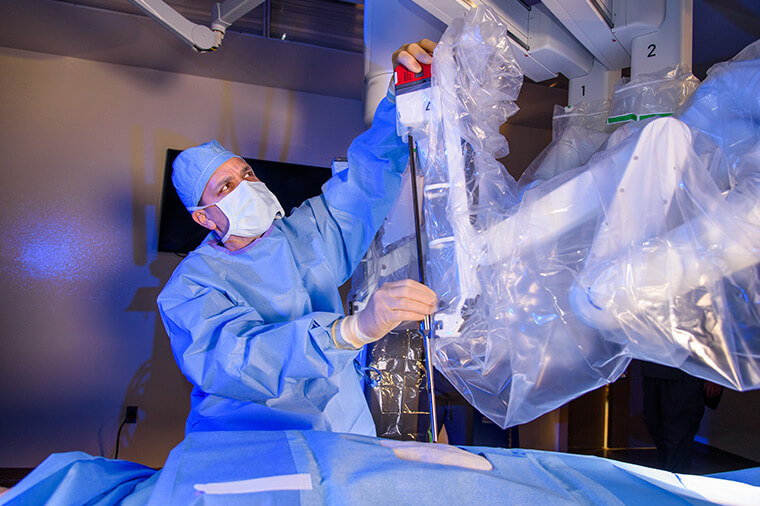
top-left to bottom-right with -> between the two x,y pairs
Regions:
194,473 -> 313,495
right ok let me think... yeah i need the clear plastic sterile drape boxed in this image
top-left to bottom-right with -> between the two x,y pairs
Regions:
354,4 -> 760,429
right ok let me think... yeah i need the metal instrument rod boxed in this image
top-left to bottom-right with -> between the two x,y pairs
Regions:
407,133 -> 438,443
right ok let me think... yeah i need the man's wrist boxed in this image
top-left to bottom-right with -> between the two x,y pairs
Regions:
331,317 -> 361,350
331,315 -> 375,350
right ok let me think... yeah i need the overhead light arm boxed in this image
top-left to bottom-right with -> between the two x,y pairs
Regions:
127,0 -> 265,52
211,0 -> 266,32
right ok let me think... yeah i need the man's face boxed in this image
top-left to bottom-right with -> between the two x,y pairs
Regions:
191,157 -> 260,237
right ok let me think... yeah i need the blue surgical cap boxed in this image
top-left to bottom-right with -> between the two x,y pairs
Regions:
172,140 -> 239,210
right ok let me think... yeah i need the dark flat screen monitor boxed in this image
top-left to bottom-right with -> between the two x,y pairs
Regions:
158,149 -> 333,253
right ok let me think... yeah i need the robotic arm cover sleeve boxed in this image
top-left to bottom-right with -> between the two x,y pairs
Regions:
416,6 -> 760,428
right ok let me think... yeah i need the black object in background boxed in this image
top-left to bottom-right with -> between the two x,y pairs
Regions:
158,149 -> 333,254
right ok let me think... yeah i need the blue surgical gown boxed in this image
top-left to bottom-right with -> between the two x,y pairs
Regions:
157,97 -> 408,436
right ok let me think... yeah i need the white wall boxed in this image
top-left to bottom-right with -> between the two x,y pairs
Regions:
0,47 -> 366,468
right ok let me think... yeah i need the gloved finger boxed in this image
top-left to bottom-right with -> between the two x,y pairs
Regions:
383,280 -> 438,306
382,297 -> 437,317
385,309 -> 430,323
395,50 -> 423,73
382,278 -> 433,291
417,38 -> 437,54
406,42 -> 434,65
392,39 -> 436,72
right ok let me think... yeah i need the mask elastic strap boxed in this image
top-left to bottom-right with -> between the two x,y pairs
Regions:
187,202 -> 213,212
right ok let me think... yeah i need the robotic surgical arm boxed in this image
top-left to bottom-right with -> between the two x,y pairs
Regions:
127,0 -> 264,52
352,2 -> 760,429
418,6 -> 760,428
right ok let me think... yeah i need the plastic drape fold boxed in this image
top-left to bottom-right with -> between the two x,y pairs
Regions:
518,100 -> 612,191
418,6 -> 527,428
606,65 -> 700,125
421,6 -> 522,337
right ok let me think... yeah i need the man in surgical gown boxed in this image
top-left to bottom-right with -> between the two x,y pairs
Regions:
157,40 -> 438,438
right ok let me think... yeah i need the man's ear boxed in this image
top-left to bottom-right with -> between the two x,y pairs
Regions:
192,210 -> 217,231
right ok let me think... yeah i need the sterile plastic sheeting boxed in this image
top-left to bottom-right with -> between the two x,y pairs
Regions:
420,5 -> 760,429
679,39 -> 760,192
606,65 -> 700,124
518,100 -> 611,190
553,100 -> 610,140
587,37 -> 760,389
420,5 -> 522,334
419,5 -> 527,427
730,39 -> 760,64
566,43 -> 760,389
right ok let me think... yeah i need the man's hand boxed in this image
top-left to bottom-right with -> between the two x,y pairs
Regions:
357,279 -> 438,340
337,280 -> 437,349
392,39 -> 437,73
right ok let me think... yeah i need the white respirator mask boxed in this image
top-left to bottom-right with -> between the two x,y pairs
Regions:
193,181 -> 284,243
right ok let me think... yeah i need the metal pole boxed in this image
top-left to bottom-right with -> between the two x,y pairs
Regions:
407,133 -> 438,443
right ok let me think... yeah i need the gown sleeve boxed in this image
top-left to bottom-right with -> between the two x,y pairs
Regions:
158,275 -> 357,402
317,96 -> 409,283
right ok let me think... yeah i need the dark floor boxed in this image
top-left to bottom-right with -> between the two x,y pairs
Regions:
573,442 -> 760,476
0,468 -> 33,489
